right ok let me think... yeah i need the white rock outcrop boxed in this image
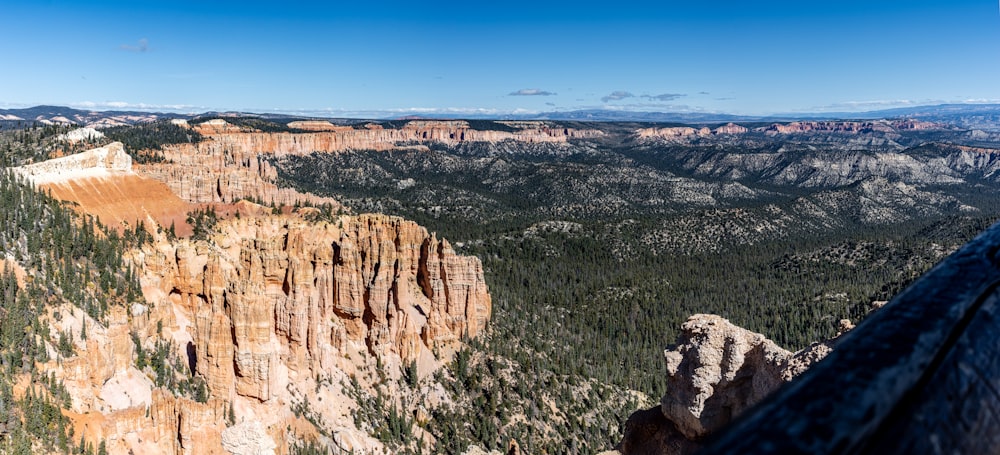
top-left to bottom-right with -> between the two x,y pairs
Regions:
661,314 -> 793,439
58,127 -> 105,143
616,314 -> 841,455
14,141 -> 132,185
220,421 -> 277,455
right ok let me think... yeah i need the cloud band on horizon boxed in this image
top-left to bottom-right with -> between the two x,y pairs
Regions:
602,91 -> 686,103
509,88 -> 557,96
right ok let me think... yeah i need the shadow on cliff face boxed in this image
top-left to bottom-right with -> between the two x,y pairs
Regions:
616,406 -> 699,455
693,341 -> 786,438
186,341 -> 197,375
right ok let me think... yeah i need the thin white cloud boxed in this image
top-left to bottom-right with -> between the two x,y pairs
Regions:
592,103 -> 708,113
119,38 -> 149,53
840,100 -> 916,107
641,93 -> 685,102
0,102 -> 35,109
959,98 -> 1000,104
603,91 -> 685,103
262,106 -> 546,118
602,91 -> 635,102
71,101 -> 205,112
509,88 -> 557,96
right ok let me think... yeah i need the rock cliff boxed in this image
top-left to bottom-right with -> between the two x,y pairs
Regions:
135,141 -> 336,207
81,210 -> 485,453
761,119 -> 941,134
137,119 -> 603,206
635,126 -> 712,140
36,301 -> 232,454
616,314 -> 847,454
136,212 -> 490,402
41,172 -> 192,234
14,141 -> 192,232
19,144 -> 493,453
635,120 -> 943,141
31,209 -> 492,454
14,141 -> 131,185
286,120 -> 352,132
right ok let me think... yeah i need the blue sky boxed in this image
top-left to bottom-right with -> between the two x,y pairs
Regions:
1,0 -> 998,117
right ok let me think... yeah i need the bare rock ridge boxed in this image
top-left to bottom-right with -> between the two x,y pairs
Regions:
14,141 -> 131,185
616,314 -> 846,455
139,119 -> 604,205
13,141 -> 192,233
136,118 -> 948,211
188,118 -> 603,145
135,138 -> 338,208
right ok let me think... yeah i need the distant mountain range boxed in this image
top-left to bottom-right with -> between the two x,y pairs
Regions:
485,104 -> 1000,129
3,103 -> 1000,130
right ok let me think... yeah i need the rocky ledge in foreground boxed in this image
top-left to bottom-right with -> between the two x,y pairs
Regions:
612,312 -> 867,455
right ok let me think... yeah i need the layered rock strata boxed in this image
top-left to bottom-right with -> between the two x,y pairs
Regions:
138,119 -> 603,205
42,303 -> 230,454
135,143 -> 330,207
45,210 -> 491,454
137,212 -> 491,402
14,141 -> 131,185
14,142 -> 192,231
636,120 -> 943,141
20,139 -> 494,454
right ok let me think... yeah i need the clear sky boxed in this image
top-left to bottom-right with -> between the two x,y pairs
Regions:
1,0 -> 998,117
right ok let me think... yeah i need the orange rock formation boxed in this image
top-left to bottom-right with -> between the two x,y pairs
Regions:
137,119 -> 603,206
14,142 -> 193,233
20,141 -> 494,454
138,213 -> 490,403
43,173 -> 192,233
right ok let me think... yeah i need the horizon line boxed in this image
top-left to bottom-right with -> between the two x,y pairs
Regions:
2,101 -> 1000,122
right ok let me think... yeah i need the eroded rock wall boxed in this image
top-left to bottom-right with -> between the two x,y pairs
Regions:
21,142 -> 494,454
137,212 -> 491,402
137,119 -> 603,205
635,120 -> 943,141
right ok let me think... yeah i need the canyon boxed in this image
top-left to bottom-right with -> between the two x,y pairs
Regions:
6,118 -> 619,453
2,114 -> 998,453
268,116 -> 996,452
12,124 -> 502,453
